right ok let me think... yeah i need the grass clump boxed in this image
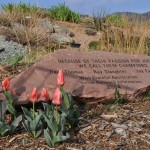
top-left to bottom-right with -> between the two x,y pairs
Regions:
88,41 -> 102,50
88,10 -> 150,55
0,13 -> 11,27
1,3 -> 50,27
107,15 -> 124,27
92,9 -> 108,31
50,3 -> 80,23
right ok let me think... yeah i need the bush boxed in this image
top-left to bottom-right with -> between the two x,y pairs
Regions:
88,41 -> 102,50
50,3 -> 80,23
107,15 -> 124,27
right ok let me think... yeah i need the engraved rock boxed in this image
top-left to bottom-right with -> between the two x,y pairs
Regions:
1,49 -> 150,105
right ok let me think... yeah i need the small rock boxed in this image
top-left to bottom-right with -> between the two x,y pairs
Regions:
53,25 -> 70,35
133,127 -> 143,132
85,29 -> 97,36
111,123 -> 128,130
115,128 -> 128,138
39,21 -> 54,33
50,33 -> 73,44
143,133 -> 150,140
127,121 -> 140,128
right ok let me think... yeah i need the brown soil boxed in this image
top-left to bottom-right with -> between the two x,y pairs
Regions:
0,100 -> 150,150
53,20 -> 101,50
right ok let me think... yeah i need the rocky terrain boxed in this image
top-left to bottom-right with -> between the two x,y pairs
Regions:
0,9 -> 150,149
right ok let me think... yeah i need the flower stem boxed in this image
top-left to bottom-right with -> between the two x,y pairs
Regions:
60,86 -> 69,110
56,105 -> 58,124
33,102 -> 36,139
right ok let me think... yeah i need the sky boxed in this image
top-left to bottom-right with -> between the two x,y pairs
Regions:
0,0 -> 150,15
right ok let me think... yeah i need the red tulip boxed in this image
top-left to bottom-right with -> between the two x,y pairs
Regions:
52,88 -> 62,105
41,88 -> 50,101
2,77 -> 10,90
29,87 -> 40,103
57,69 -> 64,86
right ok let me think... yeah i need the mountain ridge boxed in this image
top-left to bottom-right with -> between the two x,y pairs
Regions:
112,11 -> 150,20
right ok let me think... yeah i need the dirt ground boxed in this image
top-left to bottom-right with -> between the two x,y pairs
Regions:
0,100 -> 149,150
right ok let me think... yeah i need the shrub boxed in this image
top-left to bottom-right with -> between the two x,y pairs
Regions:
88,41 -> 102,50
107,15 -> 124,27
50,3 -> 80,23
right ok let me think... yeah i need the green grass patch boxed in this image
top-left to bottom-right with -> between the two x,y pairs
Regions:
50,3 -> 80,23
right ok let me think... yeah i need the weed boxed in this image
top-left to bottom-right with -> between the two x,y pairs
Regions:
0,14 -> 11,27
50,3 -> 80,23
111,87 -> 128,109
92,9 -> 109,31
1,3 -> 49,27
88,41 -> 102,50
144,88 -> 150,101
107,15 -> 124,27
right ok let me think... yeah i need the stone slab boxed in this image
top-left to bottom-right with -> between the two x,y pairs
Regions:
3,49 -> 150,104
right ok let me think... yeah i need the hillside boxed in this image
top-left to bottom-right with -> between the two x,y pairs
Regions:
112,11 -> 150,21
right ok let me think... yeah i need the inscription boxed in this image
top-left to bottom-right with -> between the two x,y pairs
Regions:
53,57 -> 150,90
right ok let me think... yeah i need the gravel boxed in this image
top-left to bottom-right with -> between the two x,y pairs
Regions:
0,36 -> 27,64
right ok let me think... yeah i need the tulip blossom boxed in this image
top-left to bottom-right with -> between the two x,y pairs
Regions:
2,77 -> 10,90
29,87 -> 40,103
41,88 -> 50,101
52,87 -> 62,105
57,69 -> 64,86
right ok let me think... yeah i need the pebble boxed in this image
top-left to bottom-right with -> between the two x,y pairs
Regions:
115,128 -> 128,138
111,123 -> 128,130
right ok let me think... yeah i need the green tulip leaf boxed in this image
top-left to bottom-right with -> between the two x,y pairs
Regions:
10,115 -> 22,134
7,103 -> 16,117
0,100 -> 6,122
30,114 -> 42,131
22,107 -> 33,120
44,128 -> 54,147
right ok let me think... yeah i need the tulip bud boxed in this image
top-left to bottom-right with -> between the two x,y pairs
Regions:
52,88 -> 62,105
2,77 -> 10,90
29,87 -> 40,103
57,69 -> 64,86
41,88 -> 50,101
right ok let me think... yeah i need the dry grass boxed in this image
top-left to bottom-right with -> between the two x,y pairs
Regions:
88,15 -> 150,55
0,5 -> 150,66
0,6 -> 57,64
